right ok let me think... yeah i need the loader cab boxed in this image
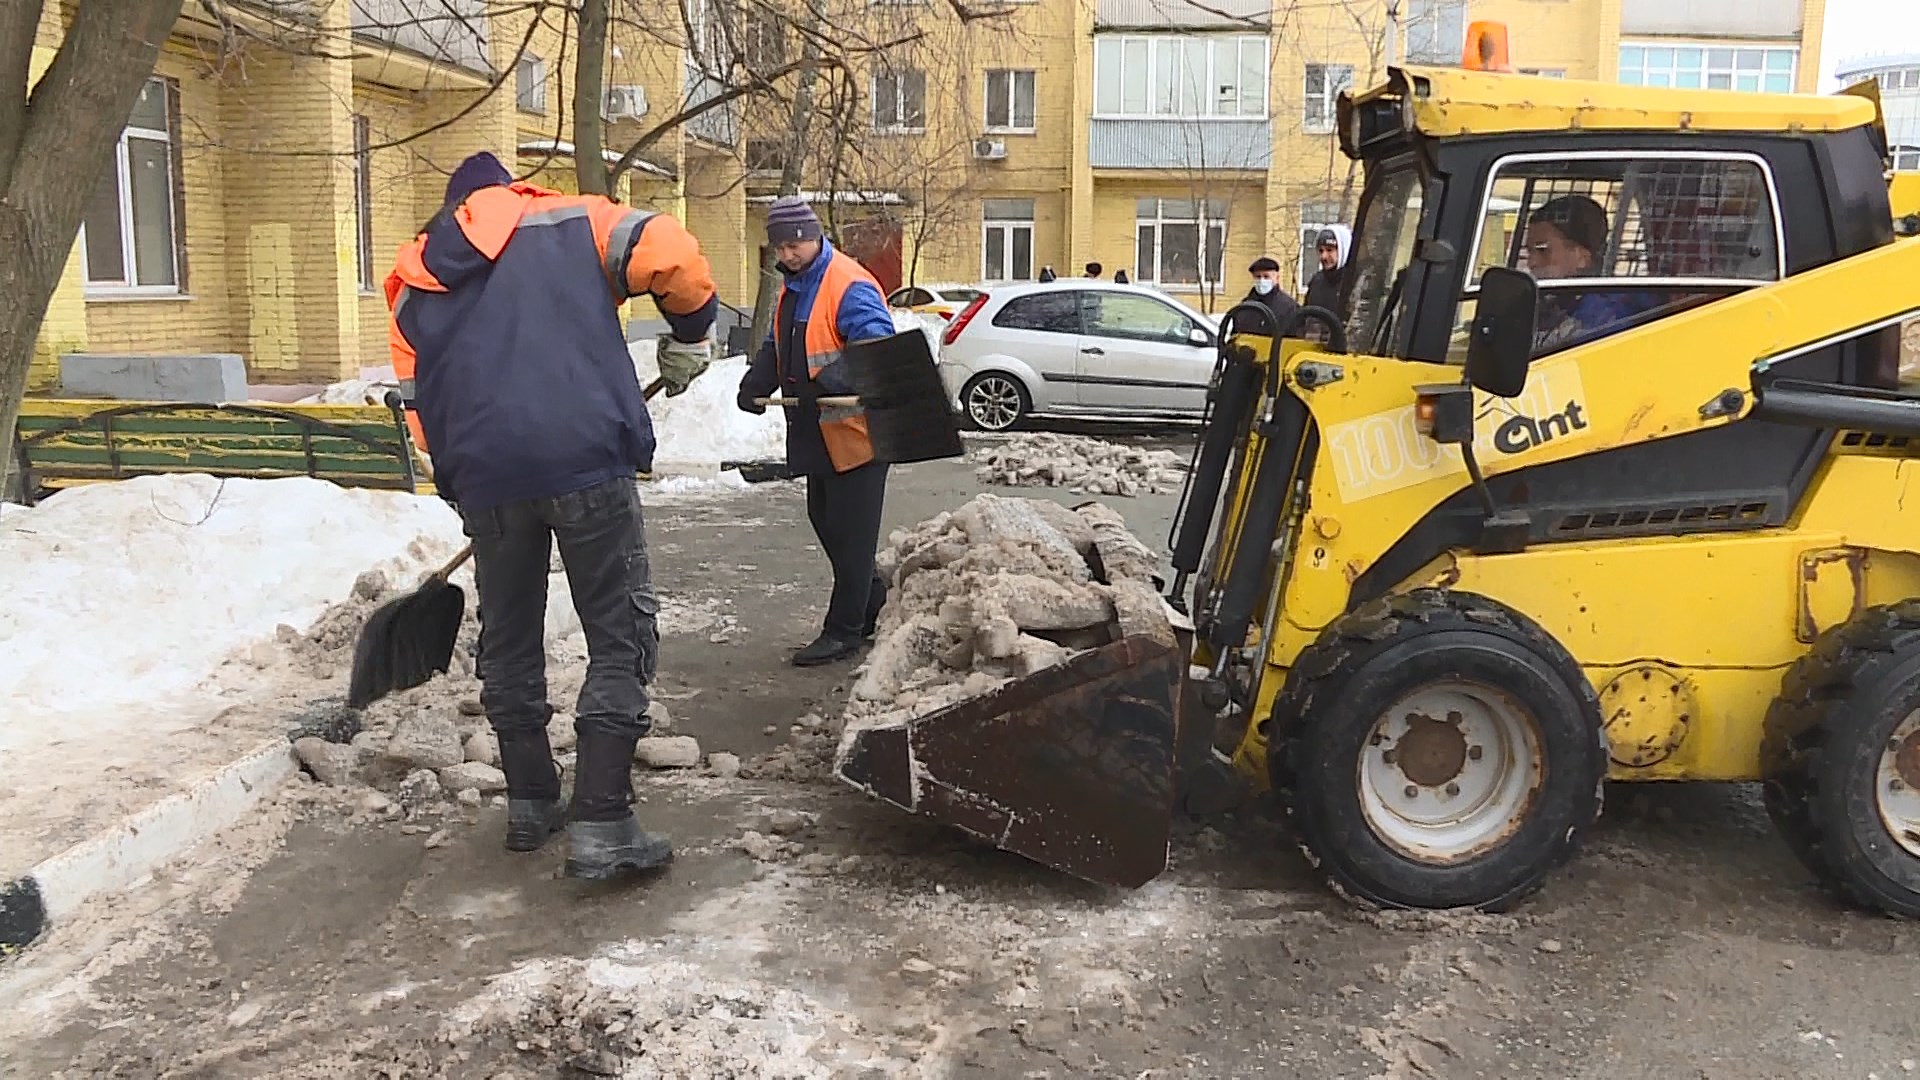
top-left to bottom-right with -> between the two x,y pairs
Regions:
1330,67 -> 1904,602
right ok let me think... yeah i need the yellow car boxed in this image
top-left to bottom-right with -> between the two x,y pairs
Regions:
886,283 -> 986,324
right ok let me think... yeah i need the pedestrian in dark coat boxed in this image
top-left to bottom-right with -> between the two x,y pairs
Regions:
1244,255 -> 1299,331
1303,225 -> 1352,313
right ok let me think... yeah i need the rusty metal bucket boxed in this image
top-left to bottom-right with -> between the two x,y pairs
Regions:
835,628 -> 1210,889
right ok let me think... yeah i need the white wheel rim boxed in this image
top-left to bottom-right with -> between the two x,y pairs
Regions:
1356,681 -> 1545,864
967,377 -> 1022,430
1875,708 -> 1920,857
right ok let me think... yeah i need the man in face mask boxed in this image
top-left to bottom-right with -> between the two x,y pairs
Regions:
1244,256 -> 1299,331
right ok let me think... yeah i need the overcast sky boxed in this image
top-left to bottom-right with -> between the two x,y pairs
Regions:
1819,0 -> 1918,90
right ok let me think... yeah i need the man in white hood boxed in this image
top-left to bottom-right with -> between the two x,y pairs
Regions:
1303,224 -> 1352,313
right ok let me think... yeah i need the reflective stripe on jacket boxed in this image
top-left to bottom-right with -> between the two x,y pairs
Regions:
383,181 -> 716,508
774,247 -> 892,472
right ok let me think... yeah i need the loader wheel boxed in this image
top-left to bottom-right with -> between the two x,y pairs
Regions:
1269,590 -> 1607,912
1762,600 -> 1920,917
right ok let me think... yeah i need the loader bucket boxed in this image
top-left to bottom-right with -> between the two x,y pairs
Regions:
836,632 -> 1203,889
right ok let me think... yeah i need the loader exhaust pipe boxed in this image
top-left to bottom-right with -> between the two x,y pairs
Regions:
1167,303 -> 1273,608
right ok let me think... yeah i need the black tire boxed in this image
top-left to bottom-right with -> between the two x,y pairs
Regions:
959,372 -> 1030,432
1761,600 -> 1920,917
1268,589 -> 1607,912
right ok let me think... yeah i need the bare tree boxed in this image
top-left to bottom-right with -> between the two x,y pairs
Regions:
1,0 -> 188,494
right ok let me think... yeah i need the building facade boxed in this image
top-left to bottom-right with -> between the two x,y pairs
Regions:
1836,53 -> 1920,171
27,0 -> 1832,390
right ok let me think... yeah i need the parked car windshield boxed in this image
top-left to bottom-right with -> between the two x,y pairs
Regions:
1343,157 -> 1425,355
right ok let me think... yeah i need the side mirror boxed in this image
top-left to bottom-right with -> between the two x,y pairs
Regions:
1465,266 -> 1538,398
1187,326 -> 1211,348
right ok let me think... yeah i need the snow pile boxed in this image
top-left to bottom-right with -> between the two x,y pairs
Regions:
297,378 -> 397,406
446,947 -> 935,1077
0,475 -> 463,722
631,341 -> 787,469
841,494 -> 1170,737
970,432 -> 1188,497
892,309 -> 941,356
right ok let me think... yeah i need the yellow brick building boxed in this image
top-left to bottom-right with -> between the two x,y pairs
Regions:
26,0 -> 1829,387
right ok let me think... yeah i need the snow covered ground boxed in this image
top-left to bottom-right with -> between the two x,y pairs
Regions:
629,341 -> 786,475
0,475 -> 464,877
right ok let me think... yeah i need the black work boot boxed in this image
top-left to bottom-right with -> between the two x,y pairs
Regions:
505,798 -> 566,852
564,815 -> 673,880
565,730 -> 670,879
498,734 -> 564,852
792,632 -> 863,667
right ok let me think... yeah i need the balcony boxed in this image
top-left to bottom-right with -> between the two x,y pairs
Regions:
1618,0 -> 1801,40
351,0 -> 492,75
684,67 -> 740,148
1094,0 -> 1268,31
1088,118 -> 1270,171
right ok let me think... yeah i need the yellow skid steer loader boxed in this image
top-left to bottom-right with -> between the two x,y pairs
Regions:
839,63 -> 1920,915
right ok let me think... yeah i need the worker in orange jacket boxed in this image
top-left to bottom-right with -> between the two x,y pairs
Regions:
385,151 -> 715,880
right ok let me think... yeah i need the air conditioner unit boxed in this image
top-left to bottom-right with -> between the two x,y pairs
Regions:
972,137 -> 1007,160
603,85 -> 649,121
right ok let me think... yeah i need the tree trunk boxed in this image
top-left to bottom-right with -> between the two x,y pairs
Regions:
748,30 -> 820,352
572,0 -> 610,196
0,0 -> 186,498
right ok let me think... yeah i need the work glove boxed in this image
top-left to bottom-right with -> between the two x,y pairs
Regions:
655,334 -> 712,397
735,386 -> 767,415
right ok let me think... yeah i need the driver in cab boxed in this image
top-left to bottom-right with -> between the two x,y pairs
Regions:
1523,195 -> 1660,353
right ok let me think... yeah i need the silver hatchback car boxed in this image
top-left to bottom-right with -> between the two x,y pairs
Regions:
935,281 -> 1220,431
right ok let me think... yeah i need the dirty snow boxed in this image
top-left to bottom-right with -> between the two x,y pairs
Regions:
840,494 -> 1171,747
971,432 -> 1187,497
0,475 -> 463,877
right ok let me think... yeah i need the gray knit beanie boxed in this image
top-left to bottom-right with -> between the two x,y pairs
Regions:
765,195 -> 824,245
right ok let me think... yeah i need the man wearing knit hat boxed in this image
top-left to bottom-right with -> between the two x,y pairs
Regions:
385,150 -> 718,880
737,195 -> 901,666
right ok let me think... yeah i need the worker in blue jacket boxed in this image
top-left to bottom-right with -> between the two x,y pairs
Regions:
737,196 -> 900,666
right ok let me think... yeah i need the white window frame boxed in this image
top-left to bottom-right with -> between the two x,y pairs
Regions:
1134,198 -> 1226,290
872,69 -> 927,133
985,69 -> 1037,134
1517,67 -> 1566,79
1092,34 -> 1269,121
515,54 -> 547,114
1618,42 -> 1797,93
1458,149 -> 1787,301
982,205 -> 1035,283
1303,64 -> 1353,135
1403,0 -> 1467,65
1896,147 -> 1920,172
353,115 -> 375,293
82,76 -> 182,297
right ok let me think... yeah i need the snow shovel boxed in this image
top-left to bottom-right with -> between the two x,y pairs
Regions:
753,329 -> 963,465
346,377 -> 669,709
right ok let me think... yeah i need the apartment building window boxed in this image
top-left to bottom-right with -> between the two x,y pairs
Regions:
873,69 -> 927,131
745,138 -> 787,174
1618,44 -> 1796,93
1298,199 -> 1343,292
1872,67 -> 1920,90
982,198 -> 1034,282
1093,35 -> 1268,119
1403,0 -> 1467,65
1518,67 -> 1566,79
1895,147 -> 1920,171
1135,198 -> 1225,288
353,115 -> 375,292
515,54 -> 547,113
746,10 -> 786,69
985,70 -> 1037,132
1303,64 -> 1353,135
82,77 -> 183,292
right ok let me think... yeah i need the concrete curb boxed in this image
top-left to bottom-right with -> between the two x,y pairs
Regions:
0,738 -> 297,952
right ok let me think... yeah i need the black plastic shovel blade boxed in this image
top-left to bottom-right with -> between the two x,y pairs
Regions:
346,579 -> 466,709
840,329 -> 965,465
835,635 -> 1185,889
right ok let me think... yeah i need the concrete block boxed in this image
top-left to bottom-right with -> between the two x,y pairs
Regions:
60,353 -> 248,403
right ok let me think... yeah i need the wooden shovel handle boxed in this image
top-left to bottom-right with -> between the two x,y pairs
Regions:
753,395 -> 860,408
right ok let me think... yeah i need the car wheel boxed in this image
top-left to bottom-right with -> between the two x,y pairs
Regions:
960,372 -> 1029,432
